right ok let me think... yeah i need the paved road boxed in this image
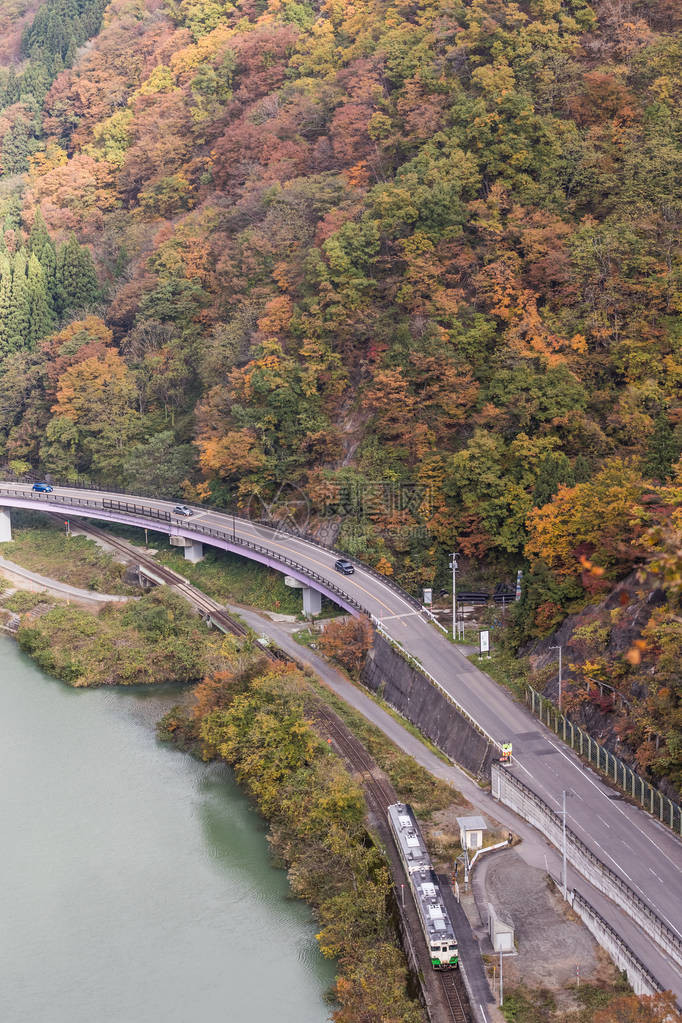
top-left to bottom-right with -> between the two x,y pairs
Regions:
0,555 -> 131,605
222,603 -> 682,1000
1,481 -> 680,995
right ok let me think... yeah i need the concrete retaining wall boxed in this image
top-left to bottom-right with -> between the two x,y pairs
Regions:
491,763 -> 682,971
362,635 -> 497,779
564,886 -> 663,997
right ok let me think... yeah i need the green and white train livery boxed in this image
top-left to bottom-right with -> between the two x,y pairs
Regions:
387,802 -> 459,969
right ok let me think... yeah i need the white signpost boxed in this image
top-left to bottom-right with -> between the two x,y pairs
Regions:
480,630 -> 490,657
423,587 -> 432,605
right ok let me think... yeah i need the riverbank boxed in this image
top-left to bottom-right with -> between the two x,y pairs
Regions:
0,635 -> 335,1023
12,587 -> 226,687
2,523 -> 647,1023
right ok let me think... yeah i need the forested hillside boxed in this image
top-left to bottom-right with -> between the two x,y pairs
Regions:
0,0 -> 680,782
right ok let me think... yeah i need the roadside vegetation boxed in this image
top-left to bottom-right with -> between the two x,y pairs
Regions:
3,589 -> 45,613
469,642 -> 532,703
1,513 -> 137,594
16,588 -> 225,686
159,662 -> 425,1023
502,983 -> 681,1023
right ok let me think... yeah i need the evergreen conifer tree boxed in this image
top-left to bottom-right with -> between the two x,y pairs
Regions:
7,251 -> 31,350
2,121 -> 31,175
644,414 -> 679,482
29,210 -> 58,311
0,254 -> 12,355
56,234 -> 100,316
4,68 -> 19,106
26,252 -> 54,344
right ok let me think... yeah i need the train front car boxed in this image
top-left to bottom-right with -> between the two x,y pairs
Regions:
387,803 -> 459,970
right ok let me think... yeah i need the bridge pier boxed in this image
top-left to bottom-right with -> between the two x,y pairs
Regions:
0,508 -> 12,543
302,586 -> 322,617
169,535 -> 204,563
183,541 -> 204,564
285,575 -> 322,617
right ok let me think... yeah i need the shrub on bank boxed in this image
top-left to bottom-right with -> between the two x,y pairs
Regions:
160,665 -> 423,1023
17,589 -> 225,686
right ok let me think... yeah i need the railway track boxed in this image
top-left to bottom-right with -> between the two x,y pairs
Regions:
53,517 -> 293,664
314,705 -> 473,1023
438,972 -> 469,1023
314,704 -> 396,815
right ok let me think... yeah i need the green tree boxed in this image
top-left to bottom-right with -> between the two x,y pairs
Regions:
124,431 -> 196,494
26,254 -> 53,344
29,210 -> 58,311
0,254 -> 12,355
56,235 -> 100,317
644,414 -> 679,482
2,121 -> 30,175
533,452 -> 575,508
7,251 -> 31,351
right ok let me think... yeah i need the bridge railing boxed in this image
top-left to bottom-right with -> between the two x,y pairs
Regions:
0,486 -> 375,616
0,472 -> 423,611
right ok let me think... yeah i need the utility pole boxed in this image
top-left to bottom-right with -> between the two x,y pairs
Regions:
449,552 -> 459,642
562,789 -> 567,899
550,644 -> 563,711
499,949 -> 503,1006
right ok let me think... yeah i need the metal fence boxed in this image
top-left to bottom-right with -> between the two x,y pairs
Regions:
527,686 -> 682,836
493,763 -> 682,969
0,470 -> 423,610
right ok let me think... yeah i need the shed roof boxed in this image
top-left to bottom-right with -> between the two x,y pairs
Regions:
456,815 -> 488,832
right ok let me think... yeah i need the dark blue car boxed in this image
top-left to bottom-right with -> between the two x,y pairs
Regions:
32,482 -> 53,493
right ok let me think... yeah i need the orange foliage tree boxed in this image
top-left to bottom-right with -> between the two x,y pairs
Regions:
318,616 -> 373,678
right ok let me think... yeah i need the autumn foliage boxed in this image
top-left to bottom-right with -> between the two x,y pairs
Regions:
318,616 -> 373,678
0,0 -> 681,793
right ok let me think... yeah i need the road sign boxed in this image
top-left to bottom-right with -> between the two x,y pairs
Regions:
480,629 -> 490,655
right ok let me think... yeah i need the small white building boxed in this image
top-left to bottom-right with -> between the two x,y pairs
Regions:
488,903 -> 515,952
456,815 -> 488,851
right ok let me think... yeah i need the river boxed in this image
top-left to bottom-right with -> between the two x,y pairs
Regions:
0,634 -> 335,1022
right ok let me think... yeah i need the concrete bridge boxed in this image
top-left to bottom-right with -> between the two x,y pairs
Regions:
0,484 -> 367,618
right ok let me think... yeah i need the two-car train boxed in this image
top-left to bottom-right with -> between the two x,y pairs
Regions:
388,802 -> 459,969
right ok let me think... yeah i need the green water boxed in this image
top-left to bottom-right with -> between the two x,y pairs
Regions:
0,635 -> 335,1022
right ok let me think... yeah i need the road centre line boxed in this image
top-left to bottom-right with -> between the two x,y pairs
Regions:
377,610 -> 423,622
545,738 -> 682,874
8,485 -> 682,937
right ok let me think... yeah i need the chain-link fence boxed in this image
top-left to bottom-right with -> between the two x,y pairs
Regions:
527,686 -> 682,836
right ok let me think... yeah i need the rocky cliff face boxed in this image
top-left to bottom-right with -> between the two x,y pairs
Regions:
526,571 -> 680,800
